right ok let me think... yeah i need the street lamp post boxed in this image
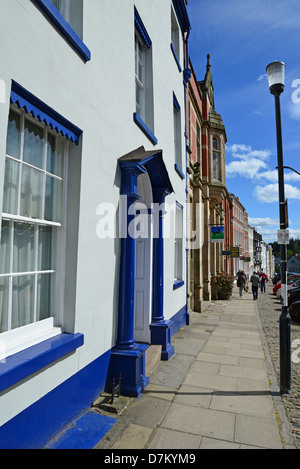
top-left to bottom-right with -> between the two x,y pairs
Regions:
266,61 -> 291,395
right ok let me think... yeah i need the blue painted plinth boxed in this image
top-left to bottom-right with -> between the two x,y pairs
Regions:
107,344 -> 149,397
46,411 -> 117,449
150,320 -> 174,360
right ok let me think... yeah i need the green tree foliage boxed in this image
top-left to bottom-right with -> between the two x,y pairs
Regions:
271,238 -> 300,259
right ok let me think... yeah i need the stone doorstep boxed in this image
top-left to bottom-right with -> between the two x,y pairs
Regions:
145,344 -> 162,378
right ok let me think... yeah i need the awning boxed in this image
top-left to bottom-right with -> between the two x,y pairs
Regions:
10,80 -> 83,144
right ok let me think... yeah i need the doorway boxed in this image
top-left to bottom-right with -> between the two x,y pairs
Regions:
134,173 -> 153,343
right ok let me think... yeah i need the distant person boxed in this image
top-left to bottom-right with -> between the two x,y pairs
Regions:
250,271 -> 259,300
237,270 -> 246,297
272,272 -> 278,285
259,270 -> 267,293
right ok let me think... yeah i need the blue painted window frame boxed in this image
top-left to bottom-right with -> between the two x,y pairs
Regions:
174,163 -> 185,179
174,201 -> 184,286
33,0 -> 91,62
170,43 -> 182,73
173,93 -> 185,179
133,113 -> 157,146
133,7 -> 157,146
173,279 -> 184,290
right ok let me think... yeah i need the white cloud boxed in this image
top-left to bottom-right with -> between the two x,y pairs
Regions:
253,183 -> 300,203
227,144 -> 271,161
257,73 -> 267,82
226,158 -> 267,178
226,143 -> 272,179
256,169 -> 300,183
256,170 -> 278,182
248,217 -> 278,226
251,110 -> 264,118
289,229 -> 300,239
288,101 -> 300,122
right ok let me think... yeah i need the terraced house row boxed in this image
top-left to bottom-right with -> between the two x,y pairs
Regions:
0,0 -> 273,449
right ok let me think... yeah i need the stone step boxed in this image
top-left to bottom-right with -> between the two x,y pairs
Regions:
145,344 -> 162,377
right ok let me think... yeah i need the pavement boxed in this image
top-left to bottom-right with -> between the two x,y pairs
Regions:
95,287 -> 296,450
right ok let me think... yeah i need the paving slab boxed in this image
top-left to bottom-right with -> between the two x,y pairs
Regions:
172,337 -> 205,356
148,428 -> 201,449
173,384 -> 213,408
235,414 -> 282,449
199,437 -> 241,449
219,363 -> 268,381
196,351 -> 240,366
125,395 -> 171,429
150,354 -> 193,389
210,391 -> 276,418
112,424 -> 153,449
184,369 -> 238,392
161,402 -> 235,441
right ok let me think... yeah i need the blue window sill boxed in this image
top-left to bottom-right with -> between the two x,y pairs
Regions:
174,163 -> 185,179
0,333 -> 84,393
133,113 -> 158,146
33,0 -> 91,62
170,43 -> 182,72
173,280 -> 184,290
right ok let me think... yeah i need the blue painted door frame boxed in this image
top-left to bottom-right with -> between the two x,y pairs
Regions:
150,186 -> 174,360
107,148 -> 174,397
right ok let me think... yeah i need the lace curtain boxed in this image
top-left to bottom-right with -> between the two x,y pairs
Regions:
0,109 -> 62,332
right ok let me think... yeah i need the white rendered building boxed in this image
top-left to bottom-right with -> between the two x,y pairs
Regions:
0,0 -> 191,448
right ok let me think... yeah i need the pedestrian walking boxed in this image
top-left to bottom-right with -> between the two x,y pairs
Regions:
250,271 -> 259,300
237,270 -> 246,297
259,270 -> 267,293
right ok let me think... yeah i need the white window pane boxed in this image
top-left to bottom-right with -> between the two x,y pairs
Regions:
136,85 -> 142,112
2,158 -> 19,215
50,0 -> 62,10
12,275 -> 34,329
20,165 -> 43,219
0,220 -> 11,274
37,273 -> 55,321
0,277 -> 9,333
175,205 -> 183,280
45,176 -> 63,223
13,222 -> 35,273
6,110 -> 21,159
47,133 -> 64,177
38,226 -> 56,271
23,118 -> 44,170
135,39 -> 138,76
213,152 -> 219,180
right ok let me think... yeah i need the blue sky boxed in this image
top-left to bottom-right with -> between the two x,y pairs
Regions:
186,0 -> 300,243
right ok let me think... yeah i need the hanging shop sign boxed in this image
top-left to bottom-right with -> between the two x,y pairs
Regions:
211,226 -> 224,243
230,247 -> 240,258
